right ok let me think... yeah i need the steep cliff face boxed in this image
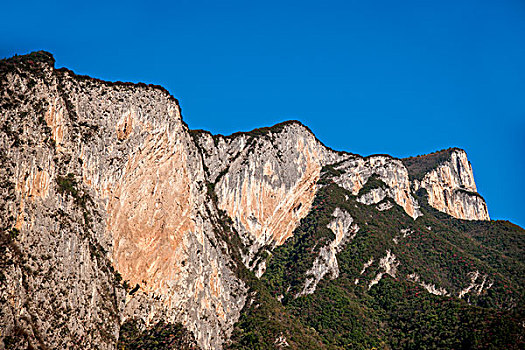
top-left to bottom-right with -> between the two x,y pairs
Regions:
193,124 -> 343,273
2,52 -> 515,350
254,164 -> 523,349
1,52 -> 122,350
404,148 -> 489,221
0,52 -> 245,350
332,155 -> 422,219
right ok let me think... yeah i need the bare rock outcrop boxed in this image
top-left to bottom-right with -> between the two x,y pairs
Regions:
332,155 -> 422,219
405,148 -> 489,221
0,52 -> 245,350
193,123 -> 343,270
0,52 -> 495,350
298,207 -> 358,296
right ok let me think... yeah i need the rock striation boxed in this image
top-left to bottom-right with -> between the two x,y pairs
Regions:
331,155 -> 422,219
0,51 -> 494,349
0,52 -> 244,350
193,124 -> 343,273
298,207 -> 359,296
404,148 -> 489,221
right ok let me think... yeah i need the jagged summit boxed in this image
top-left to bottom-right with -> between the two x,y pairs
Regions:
0,51 -> 472,171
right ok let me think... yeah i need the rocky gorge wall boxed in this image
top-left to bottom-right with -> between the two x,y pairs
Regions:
406,149 -> 490,221
1,53 -> 123,349
193,124 -> 344,275
0,52 -> 245,350
0,52 -> 492,350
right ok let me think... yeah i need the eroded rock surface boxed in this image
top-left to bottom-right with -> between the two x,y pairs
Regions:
0,52 -> 495,350
1,54 -> 122,350
332,155 -> 422,219
0,52 -> 244,350
406,149 -> 489,221
298,208 -> 359,296
193,124 -> 343,270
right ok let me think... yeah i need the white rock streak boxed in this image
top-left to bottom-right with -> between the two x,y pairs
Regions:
407,273 -> 449,296
298,208 -> 358,296
459,271 -> 493,299
355,257 -> 375,285
368,250 -> 399,290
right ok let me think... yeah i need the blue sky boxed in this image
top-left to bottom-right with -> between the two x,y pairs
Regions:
2,0 -> 524,226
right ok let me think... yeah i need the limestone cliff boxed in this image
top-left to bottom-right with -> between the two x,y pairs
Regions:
0,52 -> 499,350
192,124 -> 343,275
0,52 -> 244,350
332,155 -> 422,219
403,148 -> 489,221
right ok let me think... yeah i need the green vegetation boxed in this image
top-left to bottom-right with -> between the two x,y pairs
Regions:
321,164 -> 343,178
229,166 -> 524,349
56,173 -> 79,197
202,173 -> 328,349
402,147 -> 460,180
118,320 -> 200,350
9,228 -> 19,241
1,51 -> 55,66
227,272 -> 329,349
263,181 -> 346,300
56,173 -> 93,212
357,174 -> 387,196
0,51 -> 55,75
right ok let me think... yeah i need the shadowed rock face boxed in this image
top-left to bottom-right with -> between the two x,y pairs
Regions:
1,52 -> 493,350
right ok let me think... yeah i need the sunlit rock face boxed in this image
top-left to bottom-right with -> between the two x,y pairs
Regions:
194,123 -> 343,270
54,69 -> 247,350
412,149 -> 489,221
0,53 -> 245,350
332,155 -> 422,219
1,52 -> 495,350
1,54 -> 122,350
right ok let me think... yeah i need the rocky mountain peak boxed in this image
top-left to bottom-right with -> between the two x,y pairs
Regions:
1,52 -> 514,350
403,148 -> 489,221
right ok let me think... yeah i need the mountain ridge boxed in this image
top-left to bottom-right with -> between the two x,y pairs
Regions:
0,51 -> 522,350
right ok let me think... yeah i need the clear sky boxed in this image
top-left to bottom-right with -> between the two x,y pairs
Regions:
2,0 -> 524,226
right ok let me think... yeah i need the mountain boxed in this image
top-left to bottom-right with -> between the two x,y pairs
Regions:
0,51 -> 523,350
